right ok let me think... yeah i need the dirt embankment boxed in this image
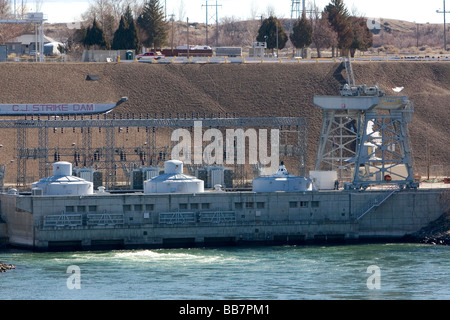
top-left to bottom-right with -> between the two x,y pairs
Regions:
0,61 -> 448,172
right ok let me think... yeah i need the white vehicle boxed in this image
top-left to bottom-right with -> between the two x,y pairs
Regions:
137,51 -> 165,60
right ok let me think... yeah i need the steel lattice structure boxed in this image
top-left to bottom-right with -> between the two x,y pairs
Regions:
2,116 -> 307,189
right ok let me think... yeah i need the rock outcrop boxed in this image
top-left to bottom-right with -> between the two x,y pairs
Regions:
0,262 -> 15,272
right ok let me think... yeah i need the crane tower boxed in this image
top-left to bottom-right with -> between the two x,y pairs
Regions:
313,58 -> 418,190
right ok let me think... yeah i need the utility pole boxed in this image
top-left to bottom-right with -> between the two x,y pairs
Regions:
169,14 -> 175,55
187,17 -> 189,57
437,0 -> 449,50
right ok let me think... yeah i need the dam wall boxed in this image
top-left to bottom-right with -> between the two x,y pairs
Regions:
0,188 -> 446,250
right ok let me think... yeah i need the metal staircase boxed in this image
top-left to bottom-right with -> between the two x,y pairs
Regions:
356,189 -> 398,220
344,55 -> 355,86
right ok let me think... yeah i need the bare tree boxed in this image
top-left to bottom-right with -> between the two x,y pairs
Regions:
81,0 -> 126,43
0,0 -> 10,16
249,1 -> 259,20
0,0 -> 27,45
220,16 -> 246,46
310,3 -> 337,58
265,5 -> 276,19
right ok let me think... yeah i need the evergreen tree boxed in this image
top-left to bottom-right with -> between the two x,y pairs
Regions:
84,18 -> 109,49
349,16 -> 373,57
290,14 -> 313,50
325,0 -> 353,56
112,16 -> 129,50
83,26 -> 92,47
256,16 -> 288,53
124,5 -> 140,53
137,0 -> 168,49
112,6 -> 141,52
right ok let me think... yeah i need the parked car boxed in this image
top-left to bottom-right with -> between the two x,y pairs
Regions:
136,51 -> 165,60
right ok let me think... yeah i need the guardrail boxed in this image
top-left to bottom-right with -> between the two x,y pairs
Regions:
136,55 -> 450,65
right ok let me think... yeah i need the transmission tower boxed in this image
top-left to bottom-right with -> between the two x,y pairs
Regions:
202,0 -> 221,46
291,0 -> 306,21
290,0 -> 310,33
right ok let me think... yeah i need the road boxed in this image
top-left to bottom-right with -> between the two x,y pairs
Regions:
136,55 -> 450,65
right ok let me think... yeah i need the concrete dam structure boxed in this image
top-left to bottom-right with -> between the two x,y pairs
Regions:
0,167 -> 446,250
0,145 -> 447,251
0,62 -> 448,251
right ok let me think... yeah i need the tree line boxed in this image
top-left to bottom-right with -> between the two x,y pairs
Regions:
257,0 -> 372,57
81,0 -> 371,57
82,0 -> 165,53
78,0 -> 373,57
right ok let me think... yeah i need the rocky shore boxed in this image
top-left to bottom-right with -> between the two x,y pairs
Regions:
409,210 -> 450,245
0,262 -> 15,272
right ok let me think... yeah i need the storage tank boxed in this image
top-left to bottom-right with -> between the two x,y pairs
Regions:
143,160 -> 204,194
32,162 -> 94,196
252,162 -> 314,193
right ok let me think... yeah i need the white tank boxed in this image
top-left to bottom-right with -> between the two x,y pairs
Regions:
252,162 -> 314,193
32,161 -> 94,196
144,160 -> 204,194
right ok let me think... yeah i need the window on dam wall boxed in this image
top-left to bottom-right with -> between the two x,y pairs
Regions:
311,201 -> 320,208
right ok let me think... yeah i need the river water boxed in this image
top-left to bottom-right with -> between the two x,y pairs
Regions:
0,243 -> 448,300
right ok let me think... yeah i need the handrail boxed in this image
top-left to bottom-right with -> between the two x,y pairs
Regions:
357,189 -> 398,220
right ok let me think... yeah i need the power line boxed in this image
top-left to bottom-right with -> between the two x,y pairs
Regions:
202,0 -> 221,46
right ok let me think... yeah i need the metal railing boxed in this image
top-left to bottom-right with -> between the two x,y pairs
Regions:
43,211 -> 83,227
199,211 -> 236,224
159,211 -> 196,225
87,211 -> 124,226
356,189 -> 399,220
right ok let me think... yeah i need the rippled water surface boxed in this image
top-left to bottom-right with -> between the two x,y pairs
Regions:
0,243 -> 448,300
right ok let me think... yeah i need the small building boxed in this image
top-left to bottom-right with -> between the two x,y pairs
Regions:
250,42 -> 267,58
215,47 -> 242,57
6,34 -> 62,56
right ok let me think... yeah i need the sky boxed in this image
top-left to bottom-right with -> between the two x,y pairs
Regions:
29,0 -> 447,24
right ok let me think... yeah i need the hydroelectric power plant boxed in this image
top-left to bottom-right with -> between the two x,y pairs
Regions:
0,61 -> 448,251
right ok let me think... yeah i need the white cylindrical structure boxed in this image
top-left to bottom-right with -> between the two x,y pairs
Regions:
144,160 -> 204,194
32,162 -> 93,196
252,162 -> 314,192
164,160 -> 183,174
53,161 -> 72,177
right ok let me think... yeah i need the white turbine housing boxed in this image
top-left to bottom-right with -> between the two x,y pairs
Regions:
31,162 -> 94,196
144,160 -> 204,194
